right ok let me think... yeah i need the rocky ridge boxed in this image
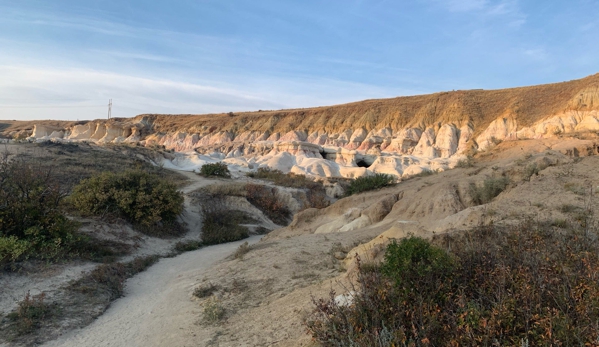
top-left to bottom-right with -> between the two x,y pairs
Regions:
8,73 -> 599,179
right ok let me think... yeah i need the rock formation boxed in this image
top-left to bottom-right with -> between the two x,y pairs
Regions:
7,73 -> 599,179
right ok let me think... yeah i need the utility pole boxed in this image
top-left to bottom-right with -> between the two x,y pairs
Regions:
108,99 -> 112,119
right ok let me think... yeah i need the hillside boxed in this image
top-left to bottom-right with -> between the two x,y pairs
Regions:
3,74 -> 599,346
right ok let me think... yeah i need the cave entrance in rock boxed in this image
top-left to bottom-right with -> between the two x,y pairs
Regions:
356,159 -> 371,168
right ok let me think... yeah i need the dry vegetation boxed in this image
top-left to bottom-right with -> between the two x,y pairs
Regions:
307,218 -> 599,346
127,73 -> 599,139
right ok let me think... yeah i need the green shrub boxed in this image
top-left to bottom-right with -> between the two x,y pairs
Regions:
172,240 -> 203,254
346,173 -> 395,196
0,236 -> 31,264
199,162 -> 230,178
201,208 -> 250,245
0,157 -> 79,264
468,176 -> 510,205
70,170 -> 184,227
381,237 -> 454,288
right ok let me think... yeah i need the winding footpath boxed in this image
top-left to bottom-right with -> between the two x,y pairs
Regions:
42,171 -> 262,347
43,237 -> 260,347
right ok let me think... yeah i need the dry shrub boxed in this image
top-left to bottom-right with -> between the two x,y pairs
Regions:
248,167 -> 329,209
233,241 -> 251,260
307,219 -> 599,346
305,188 -> 329,210
248,167 -> 318,189
245,184 -> 291,225
202,298 -> 226,324
70,255 -> 159,300
468,176 -> 510,205
6,292 -> 54,336
193,283 -> 221,298
200,182 -> 248,197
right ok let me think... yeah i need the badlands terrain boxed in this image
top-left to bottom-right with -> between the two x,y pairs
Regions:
1,73 -> 599,346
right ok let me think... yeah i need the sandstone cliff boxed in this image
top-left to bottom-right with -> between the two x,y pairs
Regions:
7,73 -> 599,179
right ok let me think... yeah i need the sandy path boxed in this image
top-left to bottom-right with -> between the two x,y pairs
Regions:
42,235 -> 261,347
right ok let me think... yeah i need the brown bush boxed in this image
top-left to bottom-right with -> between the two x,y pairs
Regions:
245,184 -> 291,225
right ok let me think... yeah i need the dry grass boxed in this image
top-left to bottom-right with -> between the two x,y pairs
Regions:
132,73 -> 599,138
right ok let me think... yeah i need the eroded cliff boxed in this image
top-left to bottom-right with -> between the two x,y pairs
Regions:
8,73 -> 599,179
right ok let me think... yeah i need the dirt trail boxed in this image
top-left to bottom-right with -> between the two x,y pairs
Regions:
42,236 -> 261,347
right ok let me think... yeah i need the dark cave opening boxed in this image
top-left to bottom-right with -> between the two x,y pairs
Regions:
356,159 -> 371,168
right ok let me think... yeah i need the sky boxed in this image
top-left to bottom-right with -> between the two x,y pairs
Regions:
0,0 -> 598,121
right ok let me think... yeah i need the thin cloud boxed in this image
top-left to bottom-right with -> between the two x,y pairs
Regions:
88,50 -> 185,63
0,65 -> 416,121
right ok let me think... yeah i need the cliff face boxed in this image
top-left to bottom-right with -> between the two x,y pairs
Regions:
16,73 -> 599,179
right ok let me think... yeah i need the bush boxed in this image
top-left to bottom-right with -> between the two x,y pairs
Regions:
233,241 -> 251,260
248,167 -> 329,209
346,173 -> 395,196
468,176 -> 510,205
0,157 -> 79,265
381,237 -> 454,288
201,208 -> 250,245
70,255 -> 160,300
199,162 -> 230,178
193,283 -> 221,298
6,292 -> 54,336
172,240 -> 203,254
245,184 -> 291,225
307,220 -> 599,346
202,298 -> 226,324
455,155 -> 474,168
70,170 -> 184,228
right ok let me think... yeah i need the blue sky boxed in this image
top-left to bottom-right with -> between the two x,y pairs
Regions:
0,0 -> 598,121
